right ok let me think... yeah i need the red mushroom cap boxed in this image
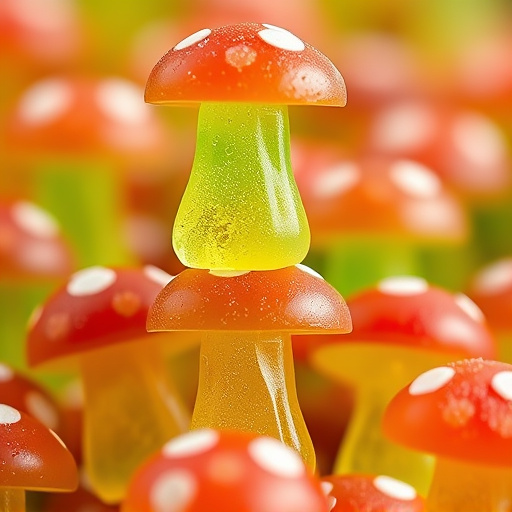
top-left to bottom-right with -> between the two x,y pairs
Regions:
6,77 -> 169,165
26,265 -> 174,367
0,403 -> 78,491
0,199 -> 75,282
145,22 -> 346,106
321,474 -> 425,512
147,265 -> 352,334
123,429 -> 330,512
382,358 -> 512,467
294,155 -> 468,247
0,363 -> 62,433
467,258 -> 512,332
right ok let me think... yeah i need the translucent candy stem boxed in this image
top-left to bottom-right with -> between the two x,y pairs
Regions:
173,103 -> 310,271
427,458 -> 512,511
191,331 -> 315,471
0,489 -> 25,512
81,342 -> 190,504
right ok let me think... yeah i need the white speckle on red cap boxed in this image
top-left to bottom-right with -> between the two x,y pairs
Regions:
472,259 -> 512,296
0,364 -> 14,382
378,276 -> 428,296
97,79 -> 149,125
296,264 -> 324,280
151,470 -> 197,512
144,265 -> 174,287
248,437 -> 305,478
18,79 -> 73,126
372,103 -> 436,152
26,391 -> 59,430
491,371 -> 512,401
67,266 -> 117,297
314,163 -> 360,199
373,475 -> 417,501
409,367 -> 455,396
454,293 -> 485,323
12,201 -> 59,238
208,270 -> 250,278
320,481 -> 334,495
174,29 -> 211,51
452,113 -> 506,168
258,27 -> 305,52
0,404 -> 22,425
163,429 -> 219,458
390,160 -> 441,198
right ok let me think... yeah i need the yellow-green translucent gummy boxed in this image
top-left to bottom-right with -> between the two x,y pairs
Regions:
173,103 -> 310,271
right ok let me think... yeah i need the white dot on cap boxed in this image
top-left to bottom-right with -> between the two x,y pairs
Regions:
409,366 -> 455,396
144,265 -> 174,287
0,364 -> 14,382
174,28 -> 211,51
12,201 -> 59,239
373,475 -> 417,501
258,28 -> 305,52
313,163 -> 360,199
151,470 -> 197,512
67,266 -> 117,297
491,371 -> 512,401
18,79 -> 73,126
248,437 -> 305,478
0,404 -> 22,425
163,429 -> 219,458
26,391 -> 59,430
390,160 -> 442,198
262,23 -> 290,33
472,259 -> 512,296
97,79 -> 149,125
321,481 -> 334,495
454,293 -> 485,323
295,264 -> 324,280
378,276 -> 428,296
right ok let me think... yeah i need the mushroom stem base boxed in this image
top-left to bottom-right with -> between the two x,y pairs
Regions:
427,457 -> 512,511
0,489 -> 25,512
191,331 -> 315,471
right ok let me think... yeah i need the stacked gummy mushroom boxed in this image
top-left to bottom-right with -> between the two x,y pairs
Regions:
144,22 -> 352,471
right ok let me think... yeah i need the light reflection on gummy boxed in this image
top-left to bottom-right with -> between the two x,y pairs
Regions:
173,102 -> 310,271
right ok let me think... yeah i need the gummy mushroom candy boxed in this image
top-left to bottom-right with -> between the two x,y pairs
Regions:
123,429 -> 331,512
383,359 -> 512,511
26,265 -> 192,504
0,199 -> 75,368
145,22 -> 346,271
321,474 -> 425,512
0,403 -> 78,512
310,276 -> 496,494
6,76 -> 169,266
148,264 -> 352,471
467,258 -> 512,362
0,362 -> 62,433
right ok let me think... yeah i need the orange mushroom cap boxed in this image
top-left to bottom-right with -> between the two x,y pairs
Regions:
145,22 -> 346,106
382,358 -> 512,467
0,199 -> 75,283
0,403 -> 78,491
321,474 -> 425,512
26,265 -> 174,367
147,265 -> 352,334
467,258 -> 512,332
123,429 -> 330,512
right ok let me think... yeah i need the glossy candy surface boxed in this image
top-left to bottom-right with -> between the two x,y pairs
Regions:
123,429 -> 330,512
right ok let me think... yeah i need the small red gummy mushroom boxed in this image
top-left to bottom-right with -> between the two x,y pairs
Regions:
122,429 -> 331,512
26,265 -> 192,504
147,264 -> 352,471
321,474 -> 425,512
310,276 -> 496,494
383,359 -> 512,511
467,258 -> 512,362
0,403 -> 78,512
